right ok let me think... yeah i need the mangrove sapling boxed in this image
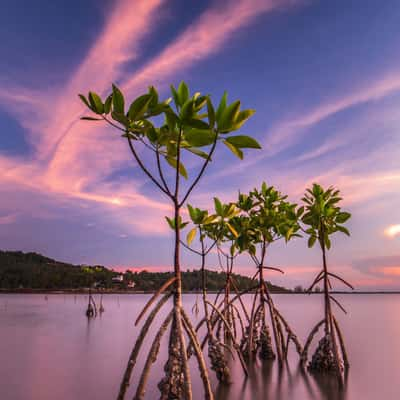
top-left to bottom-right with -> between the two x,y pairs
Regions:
234,183 -> 303,363
79,82 -> 260,399
300,183 -> 353,379
184,202 -> 247,383
184,204 -> 230,383
206,197 -> 249,345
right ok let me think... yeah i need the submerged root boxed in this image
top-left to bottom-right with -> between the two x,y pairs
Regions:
240,308 -> 262,359
158,320 -> 186,400
259,324 -> 275,360
208,338 -> 230,384
308,334 -> 343,374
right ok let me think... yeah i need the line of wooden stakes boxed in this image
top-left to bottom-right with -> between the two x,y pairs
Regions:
79,82 -> 353,399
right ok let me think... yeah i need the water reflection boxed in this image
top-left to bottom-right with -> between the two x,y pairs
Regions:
215,359 -> 349,400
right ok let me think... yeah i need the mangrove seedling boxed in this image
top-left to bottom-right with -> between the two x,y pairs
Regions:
184,200 -> 249,383
79,82 -> 260,400
300,183 -> 353,380
234,183 -> 303,363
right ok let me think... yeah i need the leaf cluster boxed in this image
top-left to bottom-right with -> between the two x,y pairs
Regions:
301,183 -> 351,249
79,82 -> 260,180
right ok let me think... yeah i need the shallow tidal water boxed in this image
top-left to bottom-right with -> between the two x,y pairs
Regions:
1,293 -> 399,400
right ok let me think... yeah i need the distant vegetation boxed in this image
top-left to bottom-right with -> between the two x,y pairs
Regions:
0,250 -> 289,292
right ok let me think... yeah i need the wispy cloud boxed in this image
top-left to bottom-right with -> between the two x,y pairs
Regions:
0,0 -> 301,236
265,72 -> 400,154
123,0 -> 301,95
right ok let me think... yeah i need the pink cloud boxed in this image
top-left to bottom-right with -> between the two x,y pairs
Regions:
122,0 -> 301,95
0,0 -> 301,237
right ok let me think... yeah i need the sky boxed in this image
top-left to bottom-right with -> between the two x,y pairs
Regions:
0,0 -> 399,290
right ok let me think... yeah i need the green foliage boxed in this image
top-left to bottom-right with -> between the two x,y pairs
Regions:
233,182 -> 301,257
79,81 -> 260,184
301,183 -> 351,250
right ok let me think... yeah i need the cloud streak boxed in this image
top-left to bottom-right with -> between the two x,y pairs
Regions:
0,0 -> 300,236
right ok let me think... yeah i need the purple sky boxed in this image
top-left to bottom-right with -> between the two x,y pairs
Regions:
0,0 -> 399,290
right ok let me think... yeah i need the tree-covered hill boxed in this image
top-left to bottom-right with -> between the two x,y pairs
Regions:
0,250 -> 290,292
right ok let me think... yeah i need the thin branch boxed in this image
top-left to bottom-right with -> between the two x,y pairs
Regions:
329,295 -> 347,314
156,146 -> 172,196
306,270 -> 324,293
327,272 -> 354,290
180,240 -> 203,256
127,136 -> 172,198
262,266 -> 285,274
179,132 -> 218,207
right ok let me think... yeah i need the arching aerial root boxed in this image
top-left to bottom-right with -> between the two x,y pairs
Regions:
117,293 -> 172,400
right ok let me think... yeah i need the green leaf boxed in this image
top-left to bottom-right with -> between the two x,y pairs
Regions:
177,81 -> 189,105
216,91 -> 227,123
170,85 -> 180,108
325,236 -> 331,250
180,99 -> 194,120
219,100 -> 240,131
185,129 -> 216,147
336,212 -> 351,223
165,216 -> 175,230
225,135 -> 261,149
112,84 -> 125,114
104,94 -> 112,114
230,109 -> 256,130
223,140 -> 243,159
186,118 -> 210,130
214,197 -> 223,215
336,225 -> 350,236
80,116 -> 102,121
148,86 -> 159,108
78,94 -> 91,109
297,206 -> 305,218
128,94 -> 152,120
146,127 -> 158,142
111,111 -> 129,126
187,204 -> 197,221
226,222 -> 239,238
187,228 -> 197,245
88,92 -> 104,114
206,97 -> 216,127
165,156 -> 188,179
184,147 -> 210,160
308,235 -> 317,248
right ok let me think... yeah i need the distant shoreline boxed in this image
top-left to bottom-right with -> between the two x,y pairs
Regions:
1,289 -> 399,295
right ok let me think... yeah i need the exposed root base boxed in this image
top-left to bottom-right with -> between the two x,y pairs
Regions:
308,334 -> 342,374
208,339 -> 230,383
259,325 -> 276,360
158,323 -> 185,399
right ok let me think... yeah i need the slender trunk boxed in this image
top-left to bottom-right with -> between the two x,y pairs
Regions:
320,227 -> 331,335
200,232 -> 212,334
174,201 -> 182,308
224,256 -> 231,344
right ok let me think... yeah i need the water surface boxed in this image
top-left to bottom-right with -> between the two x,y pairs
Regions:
1,293 -> 399,399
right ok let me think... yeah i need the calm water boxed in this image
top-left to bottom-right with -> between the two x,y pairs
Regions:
1,293 -> 399,400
